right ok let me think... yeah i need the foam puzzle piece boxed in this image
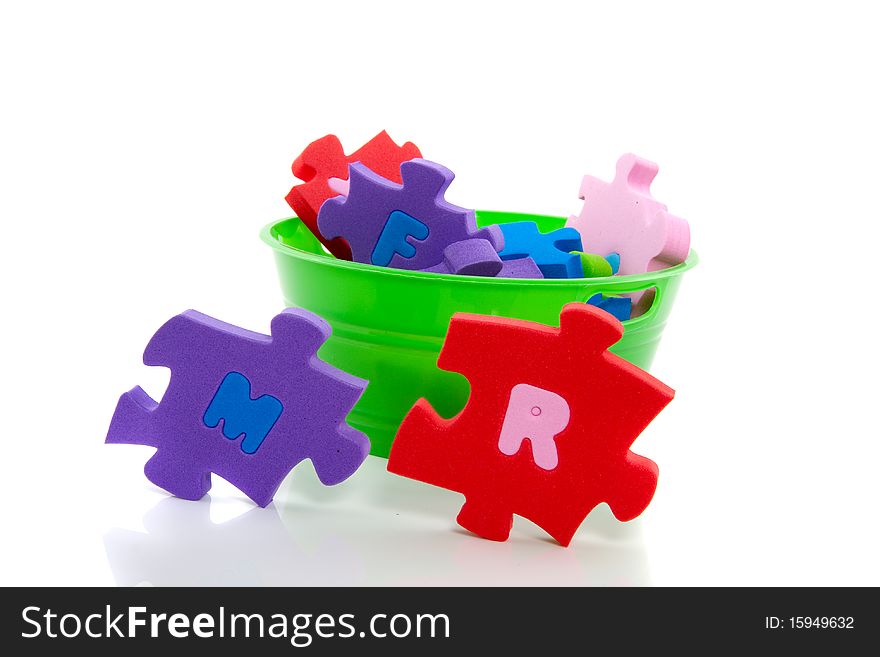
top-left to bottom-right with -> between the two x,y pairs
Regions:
573,252 -> 613,278
605,252 -> 621,274
106,308 -> 370,507
497,221 -> 584,278
442,239 -> 503,276
285,131 -> 422,260
586,293 -> 632,322
496,256 -> 544,279
318,159 -> 503,272
387,304 -> 673,546
420,239 -> 504,277
568,153 -> 691,275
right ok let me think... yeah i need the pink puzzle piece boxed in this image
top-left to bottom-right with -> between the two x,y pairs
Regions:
327,177 -> 349,196
567,153 -> 691,275
498,383 -> 570,470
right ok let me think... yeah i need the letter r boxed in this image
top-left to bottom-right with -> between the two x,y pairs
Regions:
498,383 -> 570,469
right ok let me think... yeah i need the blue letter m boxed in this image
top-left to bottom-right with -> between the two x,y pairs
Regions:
203,372 -> 283,454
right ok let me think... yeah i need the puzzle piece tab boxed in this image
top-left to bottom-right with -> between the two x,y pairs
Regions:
573,251 -> 613,278
419,238 -> 504,277
106,308 -> 370,507
605,252 -> 621,274
567,153 -> 691,275
497,221 -> 584,278
496,256 -> 544,279
285,131 -> 422,260
387,304 -> 673,546
318,159 -> 503,272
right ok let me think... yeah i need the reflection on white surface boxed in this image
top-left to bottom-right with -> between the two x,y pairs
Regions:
104,456 -> 650,586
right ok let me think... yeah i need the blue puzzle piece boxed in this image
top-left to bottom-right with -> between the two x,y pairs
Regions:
371,210 -> 430,266
497,221 -> 584,279
605,253 -> 620,275
203,372 -> 283,454
586,293 -> 632,321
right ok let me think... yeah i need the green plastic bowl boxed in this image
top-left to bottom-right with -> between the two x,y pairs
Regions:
261,210 -> 698,457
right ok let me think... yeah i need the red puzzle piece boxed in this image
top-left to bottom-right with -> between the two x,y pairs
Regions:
285,131 -> 422,260
387,304 -> 674,546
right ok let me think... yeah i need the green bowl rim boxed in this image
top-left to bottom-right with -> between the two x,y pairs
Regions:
260,213 -> 699,286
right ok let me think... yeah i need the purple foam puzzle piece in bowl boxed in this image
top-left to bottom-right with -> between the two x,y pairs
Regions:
317,158 -> 503,271
496,256 -> 544,279
420,238 -> 504,276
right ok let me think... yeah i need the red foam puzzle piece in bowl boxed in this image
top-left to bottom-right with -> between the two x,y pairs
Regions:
285,131 -> 422,260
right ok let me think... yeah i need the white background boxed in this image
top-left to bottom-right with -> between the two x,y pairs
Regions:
1,0 -> 878,586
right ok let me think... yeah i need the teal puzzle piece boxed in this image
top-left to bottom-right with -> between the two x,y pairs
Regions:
605,253 -> 620,274
203,372 -> 283,454
586,293 -> 632,322
370,210 -> 429,266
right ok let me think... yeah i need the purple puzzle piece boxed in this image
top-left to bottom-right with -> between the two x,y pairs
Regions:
496,256 -> 544,279
106,308 -> 370,507
317,158 -> 503,271
419,238 -> 503,276
422,249 -> 542,278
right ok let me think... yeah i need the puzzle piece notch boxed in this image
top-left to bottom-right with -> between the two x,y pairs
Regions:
286,131 -> 422,260
568,153 -> 691,275
318,159 -> 502,272
106,308 -> 370,507
387,303 -> 673,546
497,221 -> 584,279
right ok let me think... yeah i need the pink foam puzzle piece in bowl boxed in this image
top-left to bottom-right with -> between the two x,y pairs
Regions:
567,153 -> 690,275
